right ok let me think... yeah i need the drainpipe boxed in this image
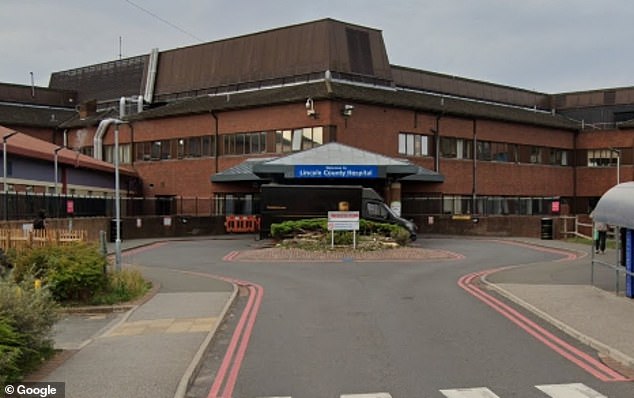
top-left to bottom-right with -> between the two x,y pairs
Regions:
433,114 -> 441,172
94,119 -> 116,160
572,128 -> 579,213
129,123 -> 135,167
211,111 -> 219,173
472,120 -> 477,213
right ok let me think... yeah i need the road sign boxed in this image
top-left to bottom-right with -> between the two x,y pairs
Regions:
327,211 -> 359,231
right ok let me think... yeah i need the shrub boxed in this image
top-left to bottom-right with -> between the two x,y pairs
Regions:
11,243 -> 109,302
270,218 -> 327,239
270,218 -> 411,245
91,268 -> 150,305
0,273 -> 58,384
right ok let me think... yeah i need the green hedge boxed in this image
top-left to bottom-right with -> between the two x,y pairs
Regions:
0,274 -> 58,385
11,243 -> 109,302
270,218 -> 410,245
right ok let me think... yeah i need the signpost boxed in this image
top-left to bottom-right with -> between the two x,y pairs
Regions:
327,211 -> 360,249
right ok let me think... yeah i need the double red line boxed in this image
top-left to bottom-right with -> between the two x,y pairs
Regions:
207,276 -> 264,398
458,269 -> 628,382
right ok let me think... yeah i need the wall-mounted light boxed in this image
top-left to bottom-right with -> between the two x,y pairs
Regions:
342,104 -> 354,117
305,98 -> 317,118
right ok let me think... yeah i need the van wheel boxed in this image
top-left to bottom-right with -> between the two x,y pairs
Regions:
410,234 -> 417,242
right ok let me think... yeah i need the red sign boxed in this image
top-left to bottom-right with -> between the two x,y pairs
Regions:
551,201 -> 560,213
67,200 -> 74,214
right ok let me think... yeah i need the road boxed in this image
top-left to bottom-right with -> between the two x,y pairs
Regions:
124,237 -> 634,398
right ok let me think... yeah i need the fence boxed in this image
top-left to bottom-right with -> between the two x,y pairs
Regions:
0,229 -> 87,252
0,192 -> 260,220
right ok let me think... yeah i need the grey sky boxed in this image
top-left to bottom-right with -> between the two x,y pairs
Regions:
2,0 -> 633,94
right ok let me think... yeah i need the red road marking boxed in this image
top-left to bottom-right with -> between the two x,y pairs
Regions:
176,272 -> 263,398
222,251 -> 240,261
487,239 -> 585,261
459,268 -> 629,382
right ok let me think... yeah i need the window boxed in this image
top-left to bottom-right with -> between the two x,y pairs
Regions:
151,141 -> 162,160
550,149 -> 570,166
104,144 -> 132,164
224,132 -> 267,155
476,141 -> 491,161
530,147 -> 542,164
276,127 -> 323,153
588,149 -> 618,167
440,137 -> 473,159
440,137 -> 457,158
398,133 -> 429,157
491,142 -> 514,162
366,202 -> 388,220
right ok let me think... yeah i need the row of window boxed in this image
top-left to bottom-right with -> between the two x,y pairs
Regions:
402,195 -> 561,216
102,127 -> 325,163
399,133 -> 571,166
99,130 -> 622,169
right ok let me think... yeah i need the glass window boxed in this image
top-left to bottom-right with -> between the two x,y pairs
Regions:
160,140 -> 171,159
202,135 -> 214,156
189,137 -> 202,157
151,141 -> 161,160
440,137 -> 457,158
275,128 -> 322,153
587,149 -> 617,167
276,130 -> 292,153
398,133 -> 430,157
177,139 -> 185,159
530,147 -> 542,164
477,141 -> 491,161
461,139 -> 473,159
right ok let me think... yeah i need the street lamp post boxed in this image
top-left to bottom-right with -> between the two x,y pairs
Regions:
114,122 -> 122,271
3,132 -> 18,221
53,146 -> 63,194
98,117 -> 126,271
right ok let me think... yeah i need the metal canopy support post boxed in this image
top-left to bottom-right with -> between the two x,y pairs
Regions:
617,229 -> 634,298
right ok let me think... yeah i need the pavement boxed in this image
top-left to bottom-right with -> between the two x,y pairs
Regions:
27,236 -> 634,397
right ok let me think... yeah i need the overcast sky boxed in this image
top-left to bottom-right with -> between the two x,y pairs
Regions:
2,0 -> 633,94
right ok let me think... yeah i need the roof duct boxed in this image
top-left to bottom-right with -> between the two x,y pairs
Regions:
143,48 -> 159,103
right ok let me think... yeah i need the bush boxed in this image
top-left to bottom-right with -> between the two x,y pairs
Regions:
91,268 -> 150,305
270,218 -> 411,245
0,273 -> 58,385
270,218 -> 327,239
11,243 -> 109,302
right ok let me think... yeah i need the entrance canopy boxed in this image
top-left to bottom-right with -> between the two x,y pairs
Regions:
591,182 -> 634,229
253,142 -> 443,181
211,142 -> 443,183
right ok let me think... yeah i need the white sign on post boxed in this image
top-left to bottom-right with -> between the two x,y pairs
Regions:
327,211 -> 360,249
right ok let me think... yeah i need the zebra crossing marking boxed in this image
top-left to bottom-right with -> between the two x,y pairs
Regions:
256,383 -> 608,398
536,383 -> 608,398
440,387 -> 500,398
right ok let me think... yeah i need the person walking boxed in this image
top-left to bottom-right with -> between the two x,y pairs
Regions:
595,221 -> 608,254
33,209 -> 47,230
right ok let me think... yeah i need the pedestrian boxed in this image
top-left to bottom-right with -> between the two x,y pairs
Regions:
595,221 -> 607,254
33,209 -> 47,230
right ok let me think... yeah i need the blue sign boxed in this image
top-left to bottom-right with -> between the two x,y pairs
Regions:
294,165 -> 378,179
